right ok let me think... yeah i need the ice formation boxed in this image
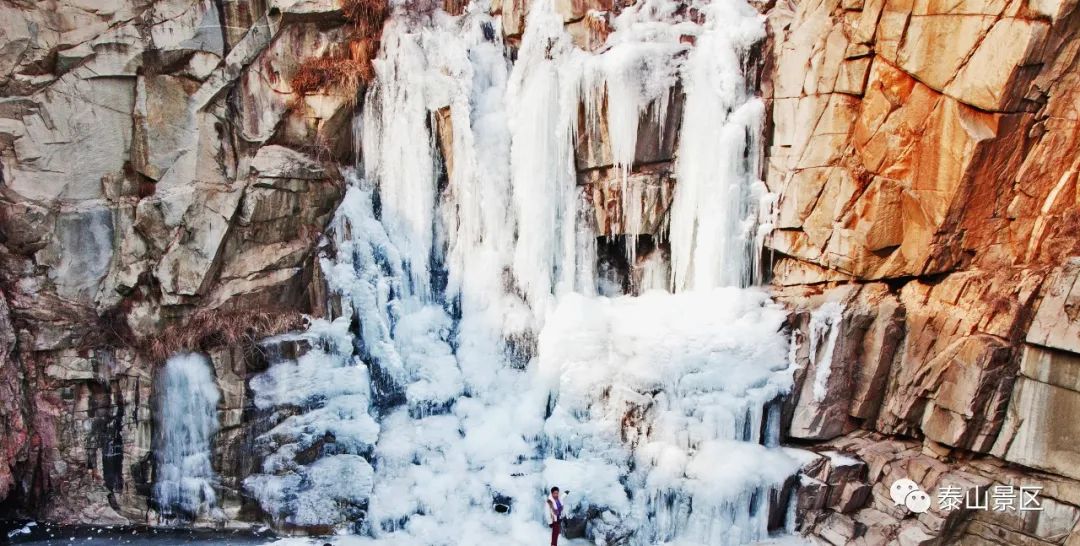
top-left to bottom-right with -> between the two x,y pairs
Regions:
538,290 -> 800,544
154,353 -> 222,520
809,302 -> 845,402
668,0 -> 768,291
243,0 -> 802,543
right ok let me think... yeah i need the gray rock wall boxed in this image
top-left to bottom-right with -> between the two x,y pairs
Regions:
0,0 -> 355,524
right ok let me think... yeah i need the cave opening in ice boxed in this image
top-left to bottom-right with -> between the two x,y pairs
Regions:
242,0 -> 804,543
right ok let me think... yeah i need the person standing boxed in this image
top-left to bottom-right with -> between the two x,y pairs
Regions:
546,486 -> 569,546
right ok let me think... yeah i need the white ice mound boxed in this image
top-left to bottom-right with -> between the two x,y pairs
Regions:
538,289 -> 800,545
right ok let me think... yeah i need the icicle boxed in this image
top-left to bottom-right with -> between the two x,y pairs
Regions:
574,186 -> 600,296
668,1 -> 767,292
506,0 -> 582,315
753,180 -> 780,286
809,302 -> 845,402
154,353 -> 222,521
363,20 -> 440,301
636,247 -> 670,293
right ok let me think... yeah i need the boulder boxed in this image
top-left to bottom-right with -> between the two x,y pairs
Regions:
1026,260 -> 1080,354
896,522 -> 936,546
208,146 -> 341,309
154,187 -> 245,299
943,18 -> 1049,111
36,207 -> 117,303
236,22 -> 350,144
869,269 -> 1045,452
131,75 -> 202,182
2,74 -> 136,202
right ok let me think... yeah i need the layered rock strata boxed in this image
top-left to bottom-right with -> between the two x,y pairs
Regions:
764,0 -> 1080,540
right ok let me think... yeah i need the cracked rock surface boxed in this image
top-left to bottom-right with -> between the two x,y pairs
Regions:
1,0 -> 1079,542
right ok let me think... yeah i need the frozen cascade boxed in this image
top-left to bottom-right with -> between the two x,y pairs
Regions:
243,0 -> 801,543
505,0 -> 585,315
538,291 -> 800,544
154,353 -> 222,520
809,302 -> 845,402
668,0 -> 769,291
361,19 -> 441,301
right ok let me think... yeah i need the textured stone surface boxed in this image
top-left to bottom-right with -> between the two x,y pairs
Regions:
993,348 -> 1080,481
766,0 -> 1080,283
795,432 -> 1080,545
0,0 -> 353,525
1027,260 -> 1080,354
765,0 -> 1080,542
579,165 -> 676,237
2,0 -> 1080,540
574,88 -> 683,171
780,283 -> 903,440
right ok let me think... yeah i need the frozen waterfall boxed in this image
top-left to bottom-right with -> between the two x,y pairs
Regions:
243,0 -> 801,543
154,353 -> 222,520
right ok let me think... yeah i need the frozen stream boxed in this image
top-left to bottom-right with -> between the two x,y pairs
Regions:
149,0 -> 809,543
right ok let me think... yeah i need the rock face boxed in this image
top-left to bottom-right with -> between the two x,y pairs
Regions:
1,0 -> 1079,541
766,0 -> 1079,282
995,261 -> 1080,481
0,0 -> 354,525
764,0 -> 1080,540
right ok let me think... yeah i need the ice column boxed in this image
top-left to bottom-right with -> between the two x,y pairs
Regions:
153,353 -> 222,520
668,1 -> 768,291
506,0 -> 586,314
363,19 -> 440,301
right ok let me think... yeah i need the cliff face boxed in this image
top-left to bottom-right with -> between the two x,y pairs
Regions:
0,0 -> 1078,542
764,0 -> 1080,540
0,0 -> 354,522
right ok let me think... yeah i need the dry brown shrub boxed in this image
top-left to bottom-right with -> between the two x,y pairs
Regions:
289,0 -> 388,97
342,0 -> 390,34
142,308 -> 306,363
350,38 -> 378,66
290,56 -> 373,97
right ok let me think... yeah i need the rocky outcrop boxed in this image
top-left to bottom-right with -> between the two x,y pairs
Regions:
1,0 -> 1078,541
994,260 -> 1080,482
0,0 -> 676,527
787,432 -> 1080,545
764,0 -> 1080,540
0,0 -> 358,524
765,0 -> 1080,283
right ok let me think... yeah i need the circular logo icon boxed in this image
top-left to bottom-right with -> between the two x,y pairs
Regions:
890,478 -> 920,505
904,490 -> 932,513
